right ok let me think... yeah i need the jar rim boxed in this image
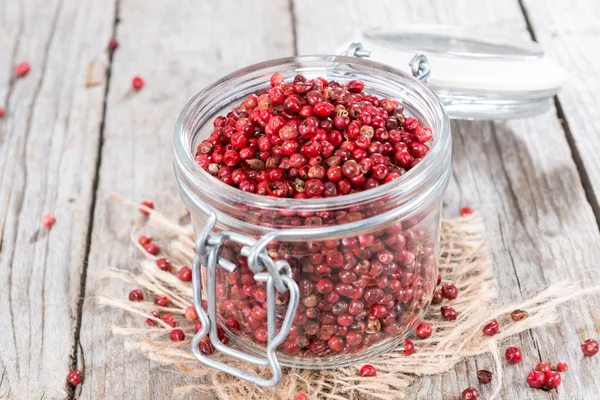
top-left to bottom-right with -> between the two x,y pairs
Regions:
173,55 -> 450,214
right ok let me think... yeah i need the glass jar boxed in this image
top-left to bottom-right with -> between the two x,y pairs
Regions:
173,55 -> 451,386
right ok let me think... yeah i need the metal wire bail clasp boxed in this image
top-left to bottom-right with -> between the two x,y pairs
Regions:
190,208 -> 299,388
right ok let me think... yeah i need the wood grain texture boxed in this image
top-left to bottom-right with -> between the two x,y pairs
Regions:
294,1 -> 600,399
0,0 -> 115,398
77,0 -> 294,398
519,0 -> 600,221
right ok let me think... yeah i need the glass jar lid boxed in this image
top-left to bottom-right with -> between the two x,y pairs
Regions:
343,25 -> 569,120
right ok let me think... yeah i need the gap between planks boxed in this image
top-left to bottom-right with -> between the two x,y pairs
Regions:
67,0 -> 121,399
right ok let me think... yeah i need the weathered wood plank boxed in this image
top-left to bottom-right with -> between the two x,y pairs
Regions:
0,0 -> 115,398
519,0 -> 600,221
294,1 -> 600,399
77,0 -> 295,398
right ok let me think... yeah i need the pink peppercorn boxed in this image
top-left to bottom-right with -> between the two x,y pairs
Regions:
504,346 -> 522,364
556,362 -> 568,372
526,370 -> 545,388
67,370 -> 82,385
15,62 -> 30,77
146,310 -> 160,326
140,200 -> 154,215
359,364 -> 376,377
170,329 -> 185,342
42,214 -> 56,229
128,289 -> 144,302
178,266 -> 192,281
416,323 -> 432,338
144,243 -> 159,255
185,305 -> 198,322
108,37 -> 119,50
154,295 -> 168,307
582,338 -> 599,356
132,76 -> 145,90
482,319 -> 499,336
460,207 -> 474,216
544,370 -> 561,389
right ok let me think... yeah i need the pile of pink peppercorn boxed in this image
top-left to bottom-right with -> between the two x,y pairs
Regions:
194,73 -> 432,198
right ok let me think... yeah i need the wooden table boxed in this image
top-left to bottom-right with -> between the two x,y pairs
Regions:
1,0 -> 599,398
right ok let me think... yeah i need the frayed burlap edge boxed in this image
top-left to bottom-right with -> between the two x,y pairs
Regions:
96,196 -> 600,400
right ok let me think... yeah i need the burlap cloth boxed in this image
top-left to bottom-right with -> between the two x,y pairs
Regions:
97,197 -> 600,399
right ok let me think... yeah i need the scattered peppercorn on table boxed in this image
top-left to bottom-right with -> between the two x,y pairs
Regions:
1,0 -> 599,399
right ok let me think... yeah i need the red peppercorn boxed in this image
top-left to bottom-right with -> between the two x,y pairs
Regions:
414,126 -> 432,143
328,336 -> 345,352
535,362 -> 551,373
431,291 -> 443,305
156,258 -> 172,272
162,313 -> 177,327
461,387 -> 479,400
67,369 -> 82,386
441,306 -> 457,321
185,305 -> 198,322
511,309 -> 528,321
556,362 -> 568,372
359,364 -> 376,377
370,304 -> 388,318
138,235 -> 152,246
15,62 -> 30,77
108,37 -> 119,51
505,346 -> 522,364
254,327 -> 268,342
144,242 -> 159,255
441,283 -> 458,300
199,337 -> 215,355
313,102 -> 335,117
146,310 -> 160,326
404,339 -> 414,355
295,393 -> 308,400
582,338 -> 599,356
0,107 -> 4,118
404,117 -> 419,131
477,369 -> 493,384
154,294 -> 168,307
226,317 -> 240,331
316,278 -> 334,294
128,289 -> 144,302
170,329 -> 185,342
544,370 -> 561,389
132,76 -> 144,90
140,200 -> 154,215
347,80 -> 364,93
416,323 -> 432,338
526,370 -> 546,388
178,266 -> 192,281
270,73 -> 284,87
460,207 -> 474,216
482,319 -> 499,336
42,214 -> 56,229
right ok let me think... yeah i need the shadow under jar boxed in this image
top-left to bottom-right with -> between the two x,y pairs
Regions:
174,56 -> 451,376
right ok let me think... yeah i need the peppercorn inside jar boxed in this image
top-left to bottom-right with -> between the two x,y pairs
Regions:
174,55 -> 451,369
